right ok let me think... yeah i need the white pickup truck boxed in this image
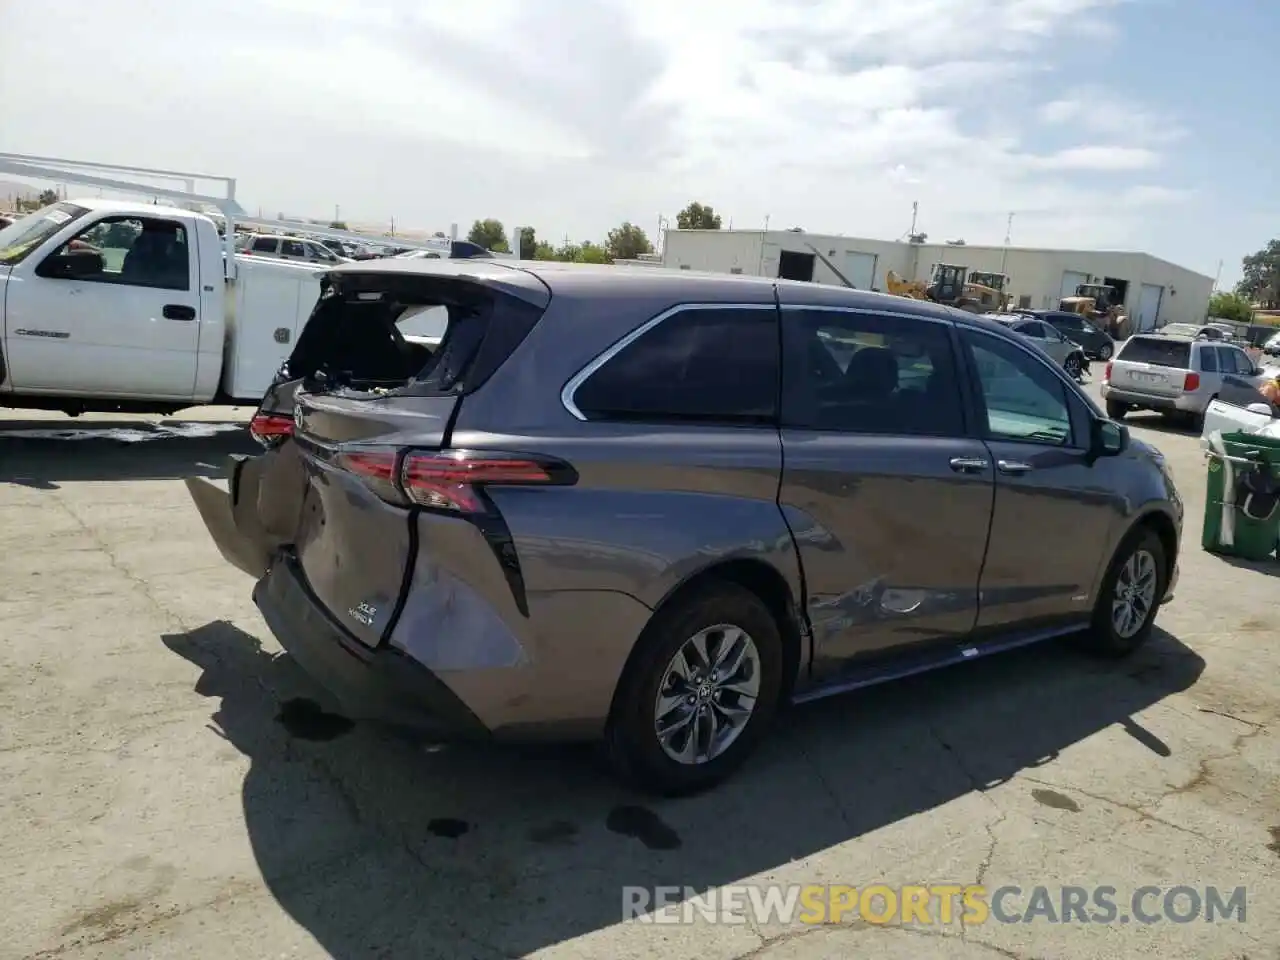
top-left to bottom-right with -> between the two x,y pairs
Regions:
0,198 -> 447,415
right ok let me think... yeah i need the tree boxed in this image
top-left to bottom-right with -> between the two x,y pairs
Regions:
1207,291 -> 1254,324
606,222 -> 653,261
532,240 -> 559,260
548,240 -> 612,264
37,188 -> 59,206
675,202 -> 722,231
329,220 -> 348,231
468,218 -> 508,253
1237,239 -> 1280,310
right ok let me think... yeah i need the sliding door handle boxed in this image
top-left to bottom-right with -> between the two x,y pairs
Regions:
997,460 -> 1033,476
949,457 -> 989,474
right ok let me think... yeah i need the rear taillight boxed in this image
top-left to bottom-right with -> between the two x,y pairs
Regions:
1183,372 -> 1200,391
249,411 -> 294,447
1103,361 -> 1112,383
336,448 -> 576,513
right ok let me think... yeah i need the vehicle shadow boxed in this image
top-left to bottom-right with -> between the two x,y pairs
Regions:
1117,412 -> 1198,438
0,419 -> 256,487
162,620 -> 1204,959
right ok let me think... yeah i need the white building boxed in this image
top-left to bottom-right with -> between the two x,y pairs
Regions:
660,229 -> 1215,330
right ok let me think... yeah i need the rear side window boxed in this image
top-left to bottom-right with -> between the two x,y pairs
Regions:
780,310 -> 965,436
1199,348 -> 1219,373
572,307 -> 779,424
282,240 -> 306,257
252,237 -> 276,253
1118,337 -> 1190,368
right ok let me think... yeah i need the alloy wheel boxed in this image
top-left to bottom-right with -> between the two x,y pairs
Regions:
1111,548 -> 1158,639
654,624 -> 761,765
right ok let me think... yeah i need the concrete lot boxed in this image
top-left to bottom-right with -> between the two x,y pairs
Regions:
1,386 -> 1278,960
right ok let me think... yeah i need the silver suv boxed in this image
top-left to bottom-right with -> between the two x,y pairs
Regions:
1102,334 -> 1270,427
188,262 -> 1182,795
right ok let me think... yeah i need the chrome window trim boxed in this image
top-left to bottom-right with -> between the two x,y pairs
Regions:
560,301 -> 778,421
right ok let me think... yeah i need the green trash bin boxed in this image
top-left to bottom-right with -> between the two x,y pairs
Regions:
1202,431 -> 1280,561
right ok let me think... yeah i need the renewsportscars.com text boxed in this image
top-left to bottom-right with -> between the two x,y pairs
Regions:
623,884 -> 1248,926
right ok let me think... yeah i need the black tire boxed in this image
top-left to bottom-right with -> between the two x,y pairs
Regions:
605,582 -> 784,796
1098,342 -> 1114,361
1078,527 -> 1166,658
1105,400 -> 1128,420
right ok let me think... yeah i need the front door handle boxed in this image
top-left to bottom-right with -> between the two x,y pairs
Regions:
997,460 -> 1033,475
162,304 -> 196,321
949,457 -> 990,474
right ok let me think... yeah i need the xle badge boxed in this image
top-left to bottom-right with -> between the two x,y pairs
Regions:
348,601 -> 377,627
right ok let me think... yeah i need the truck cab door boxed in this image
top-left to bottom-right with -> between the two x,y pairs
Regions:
4,214 -> 200,399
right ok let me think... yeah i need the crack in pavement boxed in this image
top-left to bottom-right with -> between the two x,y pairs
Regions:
1020,775 -> 1210,842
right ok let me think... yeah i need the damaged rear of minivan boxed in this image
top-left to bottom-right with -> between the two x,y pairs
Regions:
185,260 -> 567,734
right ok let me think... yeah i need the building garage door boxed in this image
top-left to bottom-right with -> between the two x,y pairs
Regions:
1136,284 -> 1163,332
1060,270 -> 1089,300
842,251 -> 878,289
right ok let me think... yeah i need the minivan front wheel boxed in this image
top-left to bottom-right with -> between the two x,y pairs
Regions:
1081,528 -> 1166,658
607,583 -> 783,795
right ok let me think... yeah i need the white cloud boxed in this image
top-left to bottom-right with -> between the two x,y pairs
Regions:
0,0 -> 1193,254
1038,86 -> 1187,144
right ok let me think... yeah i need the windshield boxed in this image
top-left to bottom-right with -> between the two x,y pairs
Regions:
0,202 -> 92,265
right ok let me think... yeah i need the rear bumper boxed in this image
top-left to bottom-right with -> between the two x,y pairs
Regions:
1101,383 -> 1203,413
254,553 -> 491,739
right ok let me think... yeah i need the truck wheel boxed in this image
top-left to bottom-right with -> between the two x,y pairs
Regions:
1105,400 -> 1128,420
606,582 -> 783,796
1078,527 -> 1166,658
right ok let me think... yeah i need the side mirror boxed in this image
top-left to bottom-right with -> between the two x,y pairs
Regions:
1092,418 -> 1128,458
1247,403 -> 1274,417
38,251 -> 104,279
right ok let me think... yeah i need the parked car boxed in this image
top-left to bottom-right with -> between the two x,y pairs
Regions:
242,233 -> 351,265
1263,331 -> 1280,357
993,314 -> 1089,379
1024,309 -> 1117,360
186,265 -> 1182,795
1156,322 -> 1227,342
1101,334 -> 1273,427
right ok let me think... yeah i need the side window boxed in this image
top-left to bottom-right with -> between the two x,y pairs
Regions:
282,239 -> 307,258
780,310 -> 965,437
40,216 -> 189,291
961,330 -> 1074,446
252,237 -> 276,253
571,307 -> 779,424
1198,347 -> 1219,373
1230,350 -> 1255,375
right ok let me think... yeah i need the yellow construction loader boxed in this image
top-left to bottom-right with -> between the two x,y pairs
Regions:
1059,282 -> 1129,337
965,271 -> 1013,312
885,270 -> 927,299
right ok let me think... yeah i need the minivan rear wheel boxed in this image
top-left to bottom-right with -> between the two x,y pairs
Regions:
1079,527 -> 1166,658
606,582 -> 783,796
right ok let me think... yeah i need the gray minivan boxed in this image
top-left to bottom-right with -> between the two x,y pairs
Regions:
187,261 -> 1183,794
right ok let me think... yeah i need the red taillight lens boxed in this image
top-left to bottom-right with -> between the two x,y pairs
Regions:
336,448 -> 574,512
249,412 -> 293,446
1183,372 -> 1200,391
1103,361 -> 1112,383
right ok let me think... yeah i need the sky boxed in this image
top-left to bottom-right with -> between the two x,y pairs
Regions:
0,0 -> 1273,285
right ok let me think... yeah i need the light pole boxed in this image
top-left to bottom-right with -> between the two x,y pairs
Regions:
998,212 -> 1014,276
